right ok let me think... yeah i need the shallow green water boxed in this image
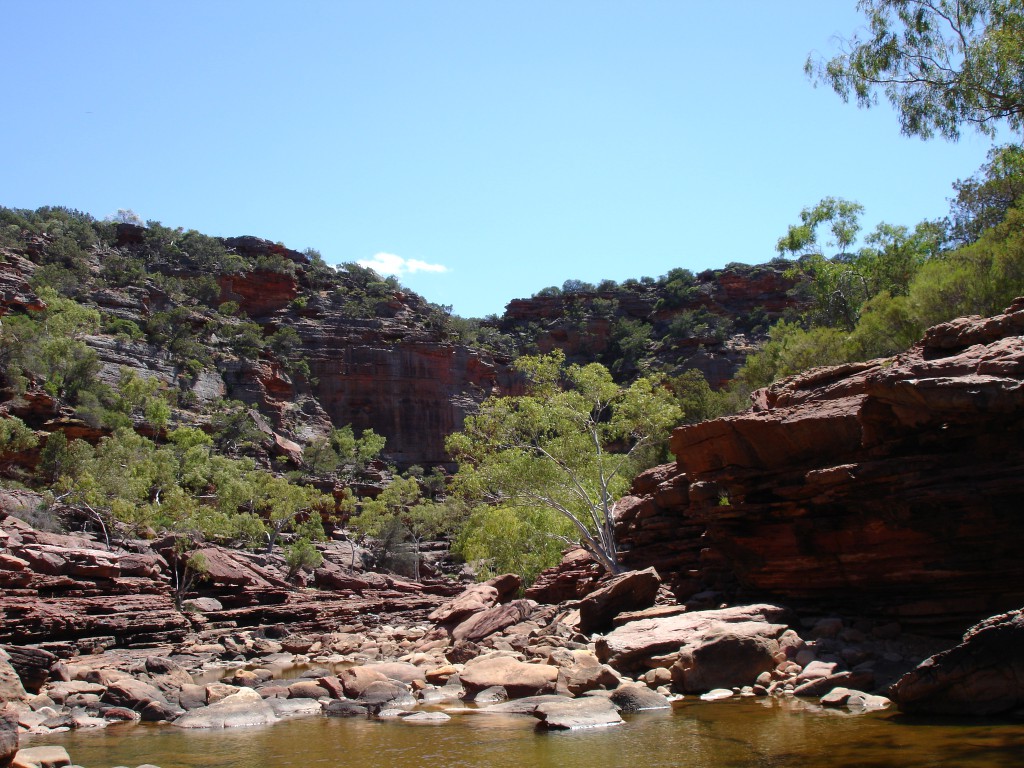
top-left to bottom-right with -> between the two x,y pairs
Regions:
31,698 -> 1024,768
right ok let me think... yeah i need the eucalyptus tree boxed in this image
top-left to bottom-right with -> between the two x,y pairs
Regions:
446,352 -> 681,575
807,0 -> 1024,140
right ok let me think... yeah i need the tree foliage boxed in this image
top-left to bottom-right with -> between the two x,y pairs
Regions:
807,0 -> 1024,140
446,352 -> 681,575
948,143 -> 1024,244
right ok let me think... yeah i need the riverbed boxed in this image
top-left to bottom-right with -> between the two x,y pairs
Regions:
30,697 -> 1024,768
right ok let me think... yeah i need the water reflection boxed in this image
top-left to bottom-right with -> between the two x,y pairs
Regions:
32,698 -> 1024,768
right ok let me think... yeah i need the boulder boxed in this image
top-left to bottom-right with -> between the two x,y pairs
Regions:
172,687 -> 278,729
323,699 -> 368,718
485,573 -> 523,602
578,567 -> 661,635
101,678 -> 168,711
608,684 -> 672,711
793,670 -> 875,698
452,600 -> 536,643
890,608 -> 1024,715
476,695 -> 568,715
0,705 -> 17,768
671,622 -> 784,693
9,745 -> 71,768
470,686 -> 508,705
428,584 -> 499,626
182,597 -> 223,613
355,681 -> 416,712
460,657 -> 559,699
402,711 -> 450,723
1,647 -> 56,695
361,662 -> 425,687
267,697 -> 322,718
554,652 -> 620,696
0,654 -> 26,705
534,696 -> 623,730
140,700 -> 184,722
526,548 -> 605,604
338,667 -> 390,699
286,680 -> 328,700
596,604 -> 790,672
313,563 -> 369,593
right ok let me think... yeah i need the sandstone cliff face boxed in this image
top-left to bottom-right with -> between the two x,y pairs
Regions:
616,300 -> 1024,636
212,266 -> 511,466
0,233 -> 510,469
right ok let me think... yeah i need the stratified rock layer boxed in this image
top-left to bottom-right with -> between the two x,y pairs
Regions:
616,300 -> 1024,636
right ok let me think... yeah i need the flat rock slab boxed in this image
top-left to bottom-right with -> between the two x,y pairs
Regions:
460,657 -> 558,698
267,698 -> 322,718
11,745 -> 72,768
478,695 -> 570,715
534,697 -> 623,730
401,711 -> 451,723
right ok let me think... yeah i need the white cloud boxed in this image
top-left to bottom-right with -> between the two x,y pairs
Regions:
357,252 -> 449,277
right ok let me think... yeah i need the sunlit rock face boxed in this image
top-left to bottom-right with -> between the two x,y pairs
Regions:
617,299 -> 1024,637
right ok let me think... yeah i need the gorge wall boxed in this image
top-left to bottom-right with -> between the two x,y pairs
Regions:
615,299 -> 1024,637
2,219 -> 804,470
495,262 -> 804,386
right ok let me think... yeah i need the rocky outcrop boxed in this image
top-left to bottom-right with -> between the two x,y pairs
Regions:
524,548 -> 604,604
497,262 -> 803,385
616,300 -> 1024,635
0,254 -> 43,317
890,608 -> 1024,716
0,505 -> 459,649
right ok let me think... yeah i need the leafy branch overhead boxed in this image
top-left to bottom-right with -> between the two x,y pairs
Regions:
807,0 -> 1024,140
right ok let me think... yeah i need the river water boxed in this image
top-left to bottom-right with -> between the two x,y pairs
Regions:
32,697 -> 1024,768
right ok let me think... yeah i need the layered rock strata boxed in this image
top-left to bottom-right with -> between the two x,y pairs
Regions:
616,300 -> 1024,636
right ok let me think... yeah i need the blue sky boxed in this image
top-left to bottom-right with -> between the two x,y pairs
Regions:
1,1 -> 1001,318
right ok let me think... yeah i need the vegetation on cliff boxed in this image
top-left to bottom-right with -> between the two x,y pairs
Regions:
3,2 -> 1024,588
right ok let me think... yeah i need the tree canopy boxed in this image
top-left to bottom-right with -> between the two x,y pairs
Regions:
446,352 -> 681,575
807,0 -> 1024,140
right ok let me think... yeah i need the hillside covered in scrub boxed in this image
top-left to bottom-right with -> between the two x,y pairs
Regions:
3,133 -> 1024,585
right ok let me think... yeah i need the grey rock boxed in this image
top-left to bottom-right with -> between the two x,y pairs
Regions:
534,696 -> 623,730
609,684 -> 671,712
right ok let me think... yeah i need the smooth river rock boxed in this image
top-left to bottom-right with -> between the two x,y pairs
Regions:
172,688 -> 278,729
534,696 -> 623,730
459,656 -> 559,698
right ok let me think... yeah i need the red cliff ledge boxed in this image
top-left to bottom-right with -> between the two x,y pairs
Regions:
616,299 -> 1024,637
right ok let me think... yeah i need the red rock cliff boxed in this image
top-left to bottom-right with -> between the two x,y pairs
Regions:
616,300 -> 1024,636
